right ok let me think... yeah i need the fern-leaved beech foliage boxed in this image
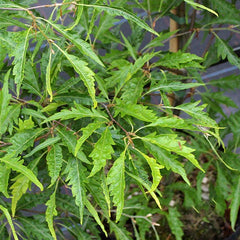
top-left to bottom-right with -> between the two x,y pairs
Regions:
0,0 -> 240,239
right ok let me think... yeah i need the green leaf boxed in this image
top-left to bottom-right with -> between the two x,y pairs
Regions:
75,121 -> 104,156
53,43 -> 97,108
121,32 -> 136,60
110,221 -> 132,240
0,205 -> 19,240
46,50 -> 53,102
137,149 -> 163,192
107,151 -> 125,222
44,103 -> 105,123
144,142 -> 190,185
142,134 -> 204,172
10,174 -> 30,217
0,164 -> 10,198
85,199 -> 107,236
46,144 -> 63,188
115,99 -> 157,122
78,3 -> 159,36
24,137 -> 60,158
126,171 -> 161,209
184,0 -> 218,16
230,176 -> 240,230
167,207 -> 184,240
6,129 -> 45,156
17,117 -> 35,132
46,190 -> 58,240
12,27 -> 31,96
64,157 -> 86,224
165,101 -> 217,128
65,4 -> 83,31
215,34 -> 240,70
56,127 -> 91,164
89,127 -> 115,177
0,155 -> 43,191
40,19 -> 103,66
155,51 -> 203,69
147,81 -> 203,94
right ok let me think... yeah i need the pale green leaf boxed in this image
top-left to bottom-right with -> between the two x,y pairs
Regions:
46,50 -> 53,102
142,134 -> 204,172
0,155 -> 43,191
75,121 -> 104,156
12,27 -> 31,96
144,142 -> 190,185
46,190 -> 58,240
230,176 -> 240,230
137,150 -> 163,193
0,164 -> 10,198
10,174 -> 30,217
184,0 -> 218,16
167,207 -> 184,240
77,3 -> 159,36
126,171 -> 161,209
17,117 -> 35,132
0,205 -> 19,240
107,151 -> 125,222
53,43 -> 97,107
89,127 -> 115,177
24,137 -> 60,158
57,127 -> 91,164
64,157 -> 86,224
115,99 -> 157,122
85,199 -> 107,236
65,5 -> 83,31
46,144 -> 63,188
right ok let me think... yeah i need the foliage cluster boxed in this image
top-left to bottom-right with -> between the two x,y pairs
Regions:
0,0 -> 240,239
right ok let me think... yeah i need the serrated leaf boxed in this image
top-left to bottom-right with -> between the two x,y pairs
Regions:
107,151 -> 125,222
121,32 -> 136,60
24,137 -> 60,158
78,3 -> 159,36
41,19 -> 103,66
115,99 -> 157,122
0,164 -> 10,198
89,127 -> 115,177
6,129 -> 45,156
230,176 -> 240,230
65,4 -> 83,31
167,207 -> 184,240
46,190 -> 57,240
12,27 -> 31,96
165,101 -> 217,128
0,155 -> 43,191
155,51 -> 203,69
43,102 -> 105,123
0,205 -> 18,240
46,144 -> 63,188
11,174 -> 30,217
144,142 -> 190,185
56,127 -> 90,164
138,150 -> 163,193
126,171 -> 161,209
208,75 -> 240,90
215,35 -> 240,70
75,121 -> 104,156
53,43 -> 97,108
64,157 -> 86,224
110,221 -> 132,240
17,117 -> 35,132
147,81 -> 203,94
85,199 -> 107,236
142,134 -> 204,172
